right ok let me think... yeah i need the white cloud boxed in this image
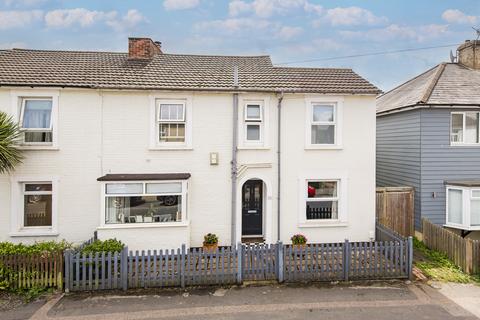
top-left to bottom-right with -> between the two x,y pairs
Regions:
2,0 -> 48,7
0,41 -> 27,49
229,0 -> 251,16
163,0 -> 200,11
340,24 -> 448,42
276,26 -> 303,40
45,8 -> 112,28
318,6 -> 388,26
195,17 -> 271,33
442,9 -> 477,24
44,8 -> 145,30
228,0 -> 307,18
0,10 -> 43,29
303,2 -> 322,15
106,9 -> 146,31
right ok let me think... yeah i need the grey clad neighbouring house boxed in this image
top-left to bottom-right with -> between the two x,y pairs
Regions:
376,40 -> 480,240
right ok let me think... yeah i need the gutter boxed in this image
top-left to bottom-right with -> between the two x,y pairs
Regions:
231,66 -> 239,247
276,92 -> 284,241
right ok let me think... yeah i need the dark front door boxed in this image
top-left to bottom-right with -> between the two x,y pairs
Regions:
242,179 -> 263,236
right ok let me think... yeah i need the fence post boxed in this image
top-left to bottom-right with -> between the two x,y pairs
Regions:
64,250 -> 70,293
277,241 -> 284,283
237,242 -> 243,284
407,237 -> 413,280
181,244 -> 186,288
121,247 -> 128,291
343,239 -> 350,281
466,239 -> 473,274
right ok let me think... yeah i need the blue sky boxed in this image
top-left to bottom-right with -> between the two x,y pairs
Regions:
0,0 -> 479,90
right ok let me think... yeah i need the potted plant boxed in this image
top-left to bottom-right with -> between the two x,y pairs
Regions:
291,234 -> 307,250
203,233 -> 219,252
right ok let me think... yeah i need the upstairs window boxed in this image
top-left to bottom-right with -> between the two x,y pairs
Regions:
451,111 -> 480,144
19,98 -> 53,144
311,104 -> 336,145
244,103 -> 263,142
157,103 -> 185,143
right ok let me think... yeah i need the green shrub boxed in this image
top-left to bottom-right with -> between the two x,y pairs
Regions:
0,240 -> 71,256
80,239 -> 125,255
203,233 -> 218,245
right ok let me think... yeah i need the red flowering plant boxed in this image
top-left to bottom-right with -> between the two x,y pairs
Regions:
290,234 -> 307,245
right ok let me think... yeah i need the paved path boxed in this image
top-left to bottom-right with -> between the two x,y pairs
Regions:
1,282 -> 477,320
436,282 -> 480,319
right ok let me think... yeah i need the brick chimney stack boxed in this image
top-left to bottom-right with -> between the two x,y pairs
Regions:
457,40 -> 480,69
128,37 -> 162,59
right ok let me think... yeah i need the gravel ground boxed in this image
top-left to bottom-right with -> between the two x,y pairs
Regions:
0,292 -> 26,312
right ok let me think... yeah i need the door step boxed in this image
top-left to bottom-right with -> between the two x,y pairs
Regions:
241,237 -> 265,244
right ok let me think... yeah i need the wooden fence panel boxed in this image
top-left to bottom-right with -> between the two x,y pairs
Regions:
422,218 -> 480,274
376,187 -> 414,237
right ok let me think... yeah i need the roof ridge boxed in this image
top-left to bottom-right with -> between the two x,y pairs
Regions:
8,48 -> 272,60
378,64 -> 441,99
419,62 -> 446,103
273,66 -> 352,71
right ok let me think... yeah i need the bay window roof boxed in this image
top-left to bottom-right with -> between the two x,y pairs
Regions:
97,173 -> 191,181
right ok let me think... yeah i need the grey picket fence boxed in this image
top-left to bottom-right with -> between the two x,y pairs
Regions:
65,228 -> 412,292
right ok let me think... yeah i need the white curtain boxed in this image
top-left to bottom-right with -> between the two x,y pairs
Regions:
22,100 -> 52,129
448,189 -> 463,224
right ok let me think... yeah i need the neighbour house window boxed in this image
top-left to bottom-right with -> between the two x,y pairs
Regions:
306,180 -> 339,220
311,104 -> 336,145
446,186 -> 480,229
451,112 -> 480,144
22,183 -> 53,227
157,103 -> 185,143
19,98 -> 53,144
104,181 -> 186,224
244,103 -> 263,142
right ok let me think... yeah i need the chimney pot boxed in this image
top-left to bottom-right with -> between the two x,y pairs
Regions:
128,37 -> 162,59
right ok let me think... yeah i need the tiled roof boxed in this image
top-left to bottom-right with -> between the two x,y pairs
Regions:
377,63 -> 480,114
0,49 -> 380,94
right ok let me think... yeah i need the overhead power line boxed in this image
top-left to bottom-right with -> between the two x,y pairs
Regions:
275,43 -> 460,65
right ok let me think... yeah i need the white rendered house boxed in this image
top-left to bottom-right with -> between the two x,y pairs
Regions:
0,38 -> 380,251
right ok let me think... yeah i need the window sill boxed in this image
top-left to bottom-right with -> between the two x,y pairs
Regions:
305,145 -> 343,150
444,223 -> 480,231
450,144 -> 480,147
9,230 -> 59,237
149,146 -> 193,151
238,146 -> 270,150
98,221 -> 190,230
18,145 -> 59,151
298,221 -> 348,228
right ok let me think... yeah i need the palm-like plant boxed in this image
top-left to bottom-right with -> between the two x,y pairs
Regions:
0,111 -> 23,174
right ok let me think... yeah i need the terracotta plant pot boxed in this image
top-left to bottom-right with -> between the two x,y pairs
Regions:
292,244 -> 307,251
203,243 -> 218,252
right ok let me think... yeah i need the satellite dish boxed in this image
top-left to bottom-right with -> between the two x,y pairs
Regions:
450,50 -> 457,63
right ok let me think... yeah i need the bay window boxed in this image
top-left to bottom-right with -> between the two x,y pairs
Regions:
19,98 -> 53,144
446,185 -> 480,229
104,181 -> 186,225
451,111 -> 480,144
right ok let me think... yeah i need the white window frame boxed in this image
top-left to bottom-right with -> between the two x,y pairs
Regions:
149,95 -> 193,150
10,176 -> 59,237
305,97 -> 343,150
238,97 -> 270,149
450,111 -> 480,146
445,185 -> 480,230
298,172 -> 348,227
99,180 -> 189,229
244,103 -> 263,144
10,90 -> 59,150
